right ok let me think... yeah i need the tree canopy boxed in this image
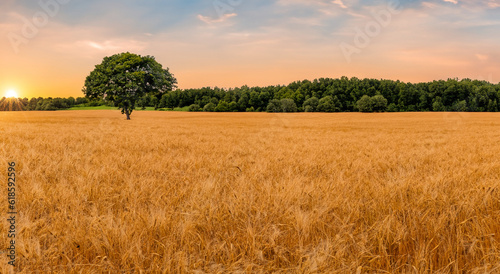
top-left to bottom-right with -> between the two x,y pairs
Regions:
82,52 -> 177,119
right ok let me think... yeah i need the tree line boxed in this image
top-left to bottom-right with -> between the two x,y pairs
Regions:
0,96 -> 103,111
172,77 -> 500,113
2,77 -> 500,112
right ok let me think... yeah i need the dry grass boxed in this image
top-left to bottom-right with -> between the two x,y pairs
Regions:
1,111 -> 500,273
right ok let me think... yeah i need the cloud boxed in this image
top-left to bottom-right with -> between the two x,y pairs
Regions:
197,13 -> 237,24
487,0 -> 500,8
453,0 -> 500,9
76,40 -> 147,52
475,53 -> 489,61
421,2 -> 438,8
332,0 -> 348,9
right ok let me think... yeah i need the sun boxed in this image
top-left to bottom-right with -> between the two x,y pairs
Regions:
5,89 -> 18,98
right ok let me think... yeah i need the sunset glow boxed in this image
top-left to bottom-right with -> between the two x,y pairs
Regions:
1,0 -> 499,98
5,90 -> 18,98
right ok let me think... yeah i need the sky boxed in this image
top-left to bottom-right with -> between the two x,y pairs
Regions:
1,0 -> 499,98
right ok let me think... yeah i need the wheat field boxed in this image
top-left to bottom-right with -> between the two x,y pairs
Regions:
1,111 -> 499,273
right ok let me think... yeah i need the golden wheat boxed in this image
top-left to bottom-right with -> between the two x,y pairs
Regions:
1,111 -> 499,273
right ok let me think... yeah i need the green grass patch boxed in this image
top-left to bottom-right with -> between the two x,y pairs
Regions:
173,106 -> 190,112
136,107 -> 156,111
157,106 -> 190,112
67,105 -> 117,110
66,105 -> 188,111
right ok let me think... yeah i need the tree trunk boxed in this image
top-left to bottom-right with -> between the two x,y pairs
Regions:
125,108 -> 131,120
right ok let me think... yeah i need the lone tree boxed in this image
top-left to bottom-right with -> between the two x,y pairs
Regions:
83,52 -> 177,120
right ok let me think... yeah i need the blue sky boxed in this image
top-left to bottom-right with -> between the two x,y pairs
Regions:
1,0 -> 500,97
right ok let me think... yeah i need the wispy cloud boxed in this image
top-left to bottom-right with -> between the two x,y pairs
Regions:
487,0 -> 500,8
332,0 -> 348,9
475,53 -> 489,61
76,40 -> 147,52
197,13 -> 238,24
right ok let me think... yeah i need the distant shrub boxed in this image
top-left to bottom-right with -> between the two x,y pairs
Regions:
228,101 -> 239,112
371,95 -> 388,112
266,100 -> 282,113
432,97 -> 445,111
203,102 -> 216,112
356,95 -> 373,112
452,100 -> 467,112
317,96 -> 342,112
76,97 -> 89,105
357,95 -> 388,113
267,99 -> 297,113
215,101 -> 230,112
280,99 -> 297,113
387,103 -> 398,112
42,101 -> 57,111
87,99 -> 105,107
188,104 -> 201,112
303,97 -> 319,112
